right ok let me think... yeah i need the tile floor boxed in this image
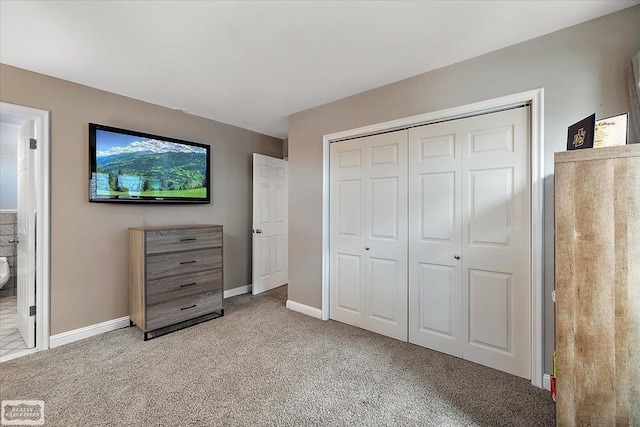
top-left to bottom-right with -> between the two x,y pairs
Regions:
0,296 -> 28,357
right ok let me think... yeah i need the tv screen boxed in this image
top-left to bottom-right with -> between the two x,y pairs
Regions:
89,124 -> 210,203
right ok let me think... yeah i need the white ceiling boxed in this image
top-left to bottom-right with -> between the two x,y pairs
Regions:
1,1 -> 637,139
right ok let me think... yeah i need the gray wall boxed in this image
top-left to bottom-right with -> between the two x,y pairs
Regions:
287,6 -> 640,375
0,64 -> 283,335
0,123 -> 18,209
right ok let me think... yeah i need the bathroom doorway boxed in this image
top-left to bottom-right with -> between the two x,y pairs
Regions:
0,102 -> 50,362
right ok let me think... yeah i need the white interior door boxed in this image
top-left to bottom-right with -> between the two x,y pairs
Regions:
460,108 -> 531,378
16,119 -> 36,348
330,130 -> 408,341
252,153 -> 288,295
408,120 -> 463,357
409,107 -> 531,379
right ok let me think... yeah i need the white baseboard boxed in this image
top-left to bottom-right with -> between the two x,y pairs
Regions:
543,374 -> 551,391
50,316 -> 130,348
286,300 -> 322,319
224,284 -> 252,299
48,286 -> 252,349
0,348 -> 39,363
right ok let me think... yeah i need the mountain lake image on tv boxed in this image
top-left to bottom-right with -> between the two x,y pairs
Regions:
89,124 -> 210,203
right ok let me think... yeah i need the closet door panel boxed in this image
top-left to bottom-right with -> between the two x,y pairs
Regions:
370,177 -> 399,239
468,269 -> 512,351
363,132 -> 408,341
409,107 -> 531,378
330,142 -> 367,327
420,172 -> 455,242
468,167 -> 513,247
337,180 -> 362,236
409,121 -> 463,357
418,263 -> 455,337
368,257 -> 398,321
335,253 -> 363,315
330,130 -> 408,340
461,107 -> 531,379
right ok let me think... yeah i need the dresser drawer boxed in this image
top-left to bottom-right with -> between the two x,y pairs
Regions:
146,247 -> 222,281
146,268 -> 222,305
146,291 -> 223,330
146,227 -> 222,254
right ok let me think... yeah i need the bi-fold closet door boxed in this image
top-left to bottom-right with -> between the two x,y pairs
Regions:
408,108 -> 531,379
330,107 -> 531,379
330,130 -> 408,341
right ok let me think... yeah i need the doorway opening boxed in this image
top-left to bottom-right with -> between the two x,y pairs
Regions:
0,101 -> 50,362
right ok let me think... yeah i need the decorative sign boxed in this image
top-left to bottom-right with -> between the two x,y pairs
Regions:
1,400 -> 45,425
567,114 -> 595,150
594,113 -> 628,148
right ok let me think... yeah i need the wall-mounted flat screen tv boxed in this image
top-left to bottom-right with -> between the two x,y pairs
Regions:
89,123 -> 210,203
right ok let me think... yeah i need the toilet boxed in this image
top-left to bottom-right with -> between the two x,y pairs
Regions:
0,257 -> 9,289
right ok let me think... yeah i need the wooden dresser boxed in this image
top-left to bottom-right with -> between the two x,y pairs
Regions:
554,145 -> 639,426
129,224 -> 224,340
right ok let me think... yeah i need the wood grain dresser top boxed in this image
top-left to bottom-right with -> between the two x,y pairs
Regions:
555,144 -> 640,163
129,224 -> 222,231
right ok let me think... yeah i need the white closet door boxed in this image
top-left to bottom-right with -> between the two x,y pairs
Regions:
408,121 -> 463,356
408,107 -> 531,379
330,130 -> 408,340
460,108 -> 531,379
330,140 -> 366,328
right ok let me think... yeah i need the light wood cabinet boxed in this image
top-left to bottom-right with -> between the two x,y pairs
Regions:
555,145 -> 640,426
129,224 -> 224,340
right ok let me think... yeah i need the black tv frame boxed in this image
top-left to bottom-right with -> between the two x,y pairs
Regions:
89,123 -> 211,204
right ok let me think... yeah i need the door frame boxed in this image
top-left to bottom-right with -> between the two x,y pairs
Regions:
320,88 -> 544,387
0,101 -> 51,360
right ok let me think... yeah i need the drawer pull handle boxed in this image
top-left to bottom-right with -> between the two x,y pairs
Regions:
180,282 -> 197,288
180,304 -> 197,311
180,261 -> 196,265
180,238 -> 197,242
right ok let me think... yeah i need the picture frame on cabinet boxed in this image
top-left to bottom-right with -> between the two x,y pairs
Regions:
594,113 -> 628,148
567,114 -> 595,150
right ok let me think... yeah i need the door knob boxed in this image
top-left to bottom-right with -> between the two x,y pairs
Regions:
255,229 -> 262,234
8,238 -> 19,244
365,246 -> 370,251
454,255 -> 460,260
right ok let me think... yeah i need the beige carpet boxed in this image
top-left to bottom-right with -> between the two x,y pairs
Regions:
0,285 -> 555,426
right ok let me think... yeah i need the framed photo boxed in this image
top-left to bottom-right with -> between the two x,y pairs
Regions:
594,113 -> 628,148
